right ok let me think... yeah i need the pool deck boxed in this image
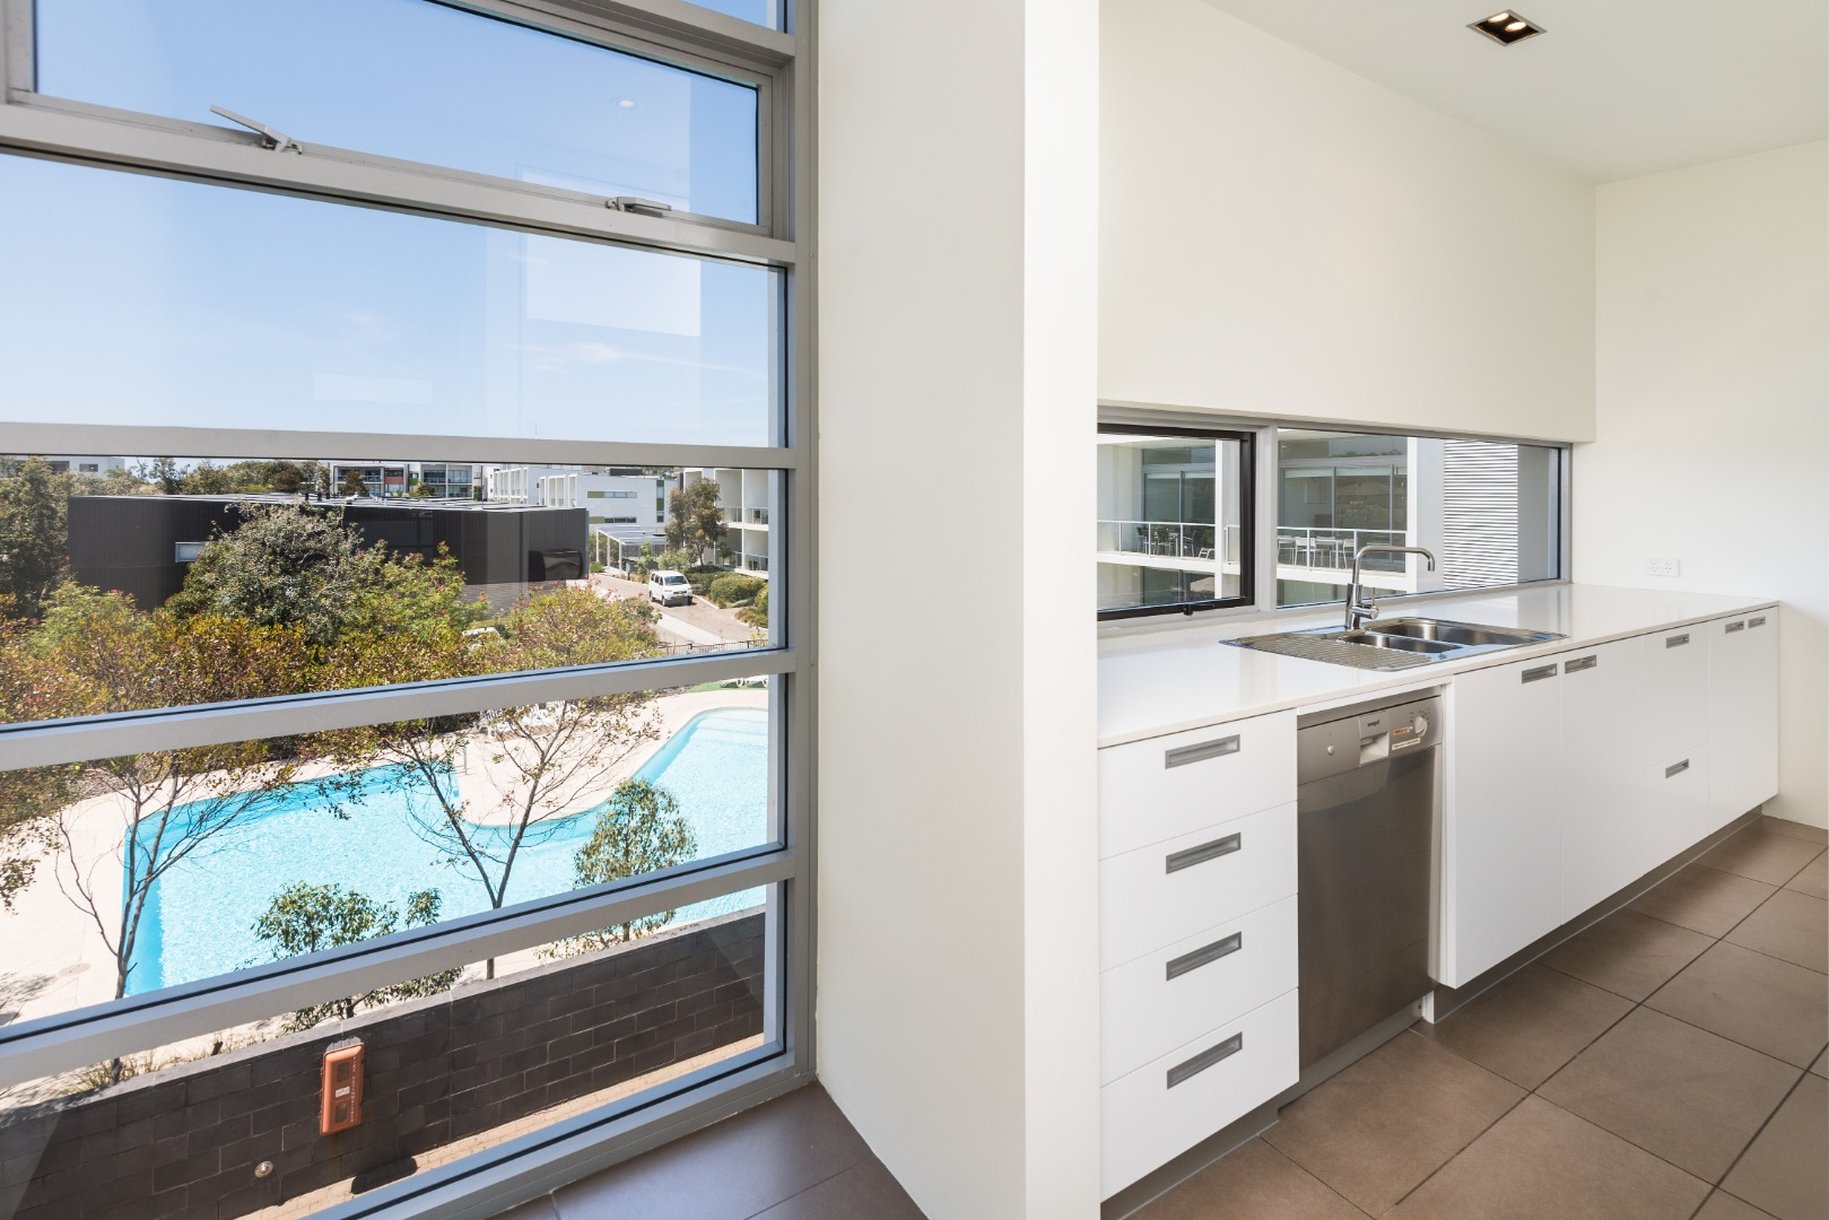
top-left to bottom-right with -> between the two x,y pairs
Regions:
0,687 -> 768,1044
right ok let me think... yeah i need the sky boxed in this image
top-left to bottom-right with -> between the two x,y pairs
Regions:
0,0 -> 781,449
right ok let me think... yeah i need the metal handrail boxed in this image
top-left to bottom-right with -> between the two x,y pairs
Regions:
1095,520 -> 1241,562
1274,527 -> 1407,572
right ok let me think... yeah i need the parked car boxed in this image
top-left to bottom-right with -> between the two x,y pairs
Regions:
648,569 -> 694,607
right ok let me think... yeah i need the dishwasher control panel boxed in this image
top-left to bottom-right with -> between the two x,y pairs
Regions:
1296,693 -> 1444,784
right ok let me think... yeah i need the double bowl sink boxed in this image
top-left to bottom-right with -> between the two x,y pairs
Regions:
1225,617 -> 1566,671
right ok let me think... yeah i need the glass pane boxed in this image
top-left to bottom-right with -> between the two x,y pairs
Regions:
1097,432 -> 1245,614
0,155 -> 780,446
0,456 -> 779,723
1275,431 -> 1562,607
0,886 -> 776,1217
34,0 -> 760,223
0,683 -> 775,1019
689,0 -> 783,28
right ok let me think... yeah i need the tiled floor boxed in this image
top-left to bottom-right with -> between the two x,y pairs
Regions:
494,1083 -> 925,1220
1135,815 -> 1828,1220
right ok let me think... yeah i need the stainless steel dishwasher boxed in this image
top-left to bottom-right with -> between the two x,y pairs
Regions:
1296,691 -> 1442,1069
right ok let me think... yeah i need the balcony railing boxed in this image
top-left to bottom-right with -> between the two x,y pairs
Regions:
1097,520 -> 1240,563
1276,527 -> 1407,572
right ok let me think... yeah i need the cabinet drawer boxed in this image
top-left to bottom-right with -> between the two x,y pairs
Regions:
1100,989 -> 1300,1198
1102,894 -> 1298,1084
1099,711 -> 1296,859
1100,801 -> 1297,970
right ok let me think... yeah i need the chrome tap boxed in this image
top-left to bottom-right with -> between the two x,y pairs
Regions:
1345,545 -> 1437,630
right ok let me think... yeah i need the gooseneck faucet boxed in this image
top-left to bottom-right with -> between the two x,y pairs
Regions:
1345,544 -> 1437,630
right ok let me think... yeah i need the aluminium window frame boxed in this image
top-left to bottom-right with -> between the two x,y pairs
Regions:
0,0 -> 816,1215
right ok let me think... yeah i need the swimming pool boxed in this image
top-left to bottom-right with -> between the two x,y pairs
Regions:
126,707 -> 770,994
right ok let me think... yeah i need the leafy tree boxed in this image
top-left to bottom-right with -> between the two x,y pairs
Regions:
137,458 -> 183,495
317,588 -> 666,976
0,607 -> 83,910
665,480 -> 726,562
253,882 -> 461,1029
0,456 -> 71,618
549,780 -> 696,955
179,461 -> 235,495
266,461 -> 308,494
340,470 -> 370,498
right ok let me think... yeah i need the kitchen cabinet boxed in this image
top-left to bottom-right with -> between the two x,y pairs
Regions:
1708,612 -> 1779,831
1641,624 -> 1712,861
1560,637 -> 1653,915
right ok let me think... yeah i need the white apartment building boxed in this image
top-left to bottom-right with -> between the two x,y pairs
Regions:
326,461 -> 476,499
685,467 -> 773,578
485,466 -> 673,568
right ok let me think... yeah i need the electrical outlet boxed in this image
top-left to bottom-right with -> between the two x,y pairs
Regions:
1644,557 -> 1681,578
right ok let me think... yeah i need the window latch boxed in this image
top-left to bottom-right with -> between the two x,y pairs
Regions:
210,105 -> 304,154
607,196 -> 674,217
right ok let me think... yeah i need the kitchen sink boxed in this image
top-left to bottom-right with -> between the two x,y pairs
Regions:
1223,617 -> 1565,671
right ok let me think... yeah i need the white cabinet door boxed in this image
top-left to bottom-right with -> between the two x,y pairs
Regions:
1559,638 -> 1653,917
1708,612 -> 1779,829
1642,625 -> 1712,857
1441,653 -> 1566,987
1098,711 -> 1297,859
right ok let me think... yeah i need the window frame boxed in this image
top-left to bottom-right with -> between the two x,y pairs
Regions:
0,1 -> 816,1216
1096,422 -> 1258,622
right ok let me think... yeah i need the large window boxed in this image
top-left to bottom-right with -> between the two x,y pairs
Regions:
0,1 -> 809,1217
1097,425 -> 1254,618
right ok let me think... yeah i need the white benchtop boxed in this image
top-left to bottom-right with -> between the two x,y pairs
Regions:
1099,584 -> 1778,748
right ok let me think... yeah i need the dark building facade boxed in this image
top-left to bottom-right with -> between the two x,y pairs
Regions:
67,496 -> 588,610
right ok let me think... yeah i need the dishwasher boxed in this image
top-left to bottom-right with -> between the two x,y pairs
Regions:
1296,691 -> 1442,1070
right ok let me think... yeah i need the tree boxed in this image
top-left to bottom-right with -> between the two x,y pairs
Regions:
137,458 -> 183,495
0,456 -> 71,618
340,470 -> 370,498
179,461 -> 235,495
665,480 -> 726,562
317,588 -> 667,976
549,780 -> 696,955
0,607 -> 82,910
253,883 -> 461,1029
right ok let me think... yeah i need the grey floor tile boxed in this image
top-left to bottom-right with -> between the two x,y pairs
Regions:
1721,1074 -> 1829,1220
1387,1096 -> 1709,1220
1540,908 -> 1714,1001
752,1159 -> 926,1220
1128,1139 -> 1365,1220
1759,817 -> 1829,846
1628,865 -> 1777,938
1782,853 -> 1826,900
1813,1049 -> 1826,1079
1724,890 -> 1829,974
1646,941 -> 1829,1068
1694,1190 -> 1779,1219
1261,1032 -> 1522,1216
551,1085 -> 870,1220
1417,964 -> 1632,1089
1537,1008 -> 1799,1182
1700,829 -> 1824,887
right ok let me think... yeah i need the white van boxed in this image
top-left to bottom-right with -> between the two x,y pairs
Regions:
648,570 -> 693,607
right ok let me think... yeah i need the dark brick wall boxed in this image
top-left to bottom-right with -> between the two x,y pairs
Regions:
0,912 -> 764,1220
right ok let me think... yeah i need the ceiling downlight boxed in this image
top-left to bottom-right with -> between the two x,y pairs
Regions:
1469,10 -> 1545,45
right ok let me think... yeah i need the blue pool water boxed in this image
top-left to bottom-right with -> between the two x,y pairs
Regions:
126,707 -> 769,994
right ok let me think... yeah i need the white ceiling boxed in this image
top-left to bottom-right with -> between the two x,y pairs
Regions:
1194,0 -> 1828,181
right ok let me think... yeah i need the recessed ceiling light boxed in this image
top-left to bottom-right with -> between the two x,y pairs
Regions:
1469,9 -> 1545,45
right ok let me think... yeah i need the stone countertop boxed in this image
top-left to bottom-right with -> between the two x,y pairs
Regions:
1099,583 -> 1778,748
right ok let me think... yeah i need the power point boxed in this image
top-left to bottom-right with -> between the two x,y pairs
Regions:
1644,557 -> 1681,578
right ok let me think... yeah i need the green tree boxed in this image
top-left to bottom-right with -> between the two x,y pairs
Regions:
253,883 -> 461,1029
665,480 -> 726,562
137,458 -> 182,495
340,469 -> 370,498
0,456 -> 71,618
0,607 -> 83,910
550,780 -> 696,954
179,461 -> 235,495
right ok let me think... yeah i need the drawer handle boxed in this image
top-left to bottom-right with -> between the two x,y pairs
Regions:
1521,664 -> 1558,684
1564,655 -> 1598,674
1750,615 -> 1767,629
1165,734 -> 1240,769
1666,759 -> 1690,778
1165,833 -> 1241,874
1165,932 -> 1243,981
1665,633 -> 1689,648
1167,1032 -> 1243,1089
1725,620 -> 1746,633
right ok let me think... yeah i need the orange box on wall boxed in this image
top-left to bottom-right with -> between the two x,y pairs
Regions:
321,1039 -> 365,1135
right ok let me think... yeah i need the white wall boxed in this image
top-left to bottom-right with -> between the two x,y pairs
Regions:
1100,0 -> 1596,443
1576,141 -> 1829,827
817,1 -> 1102,1217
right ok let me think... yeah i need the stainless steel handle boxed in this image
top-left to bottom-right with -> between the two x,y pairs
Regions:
1165,833 -> 1241,874
1165,734 -> 1240,769
1726,620 -> 1746,634
1665,634 -> 1689,649
1166,1032 -> 1243,1089
1522,664 -> 1558,684
1165,932 -> 1242,981
1750,615 -> 1767,629
1564,655 -> 1598,674
1666,759 -> 1690,778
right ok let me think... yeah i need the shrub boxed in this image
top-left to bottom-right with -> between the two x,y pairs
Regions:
738,584 -> 769,627
706,573 -> 765,607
